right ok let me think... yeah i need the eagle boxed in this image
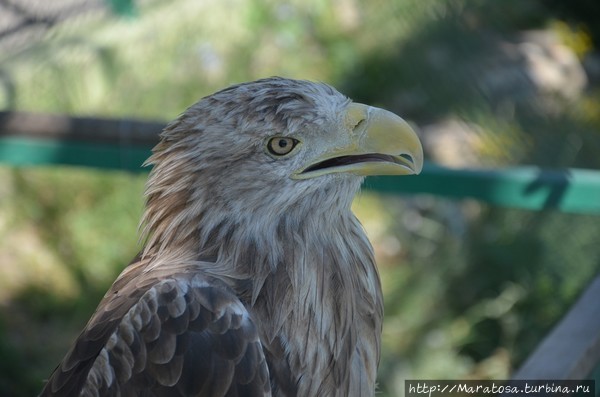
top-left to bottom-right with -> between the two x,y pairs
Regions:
40,77 -> 423,397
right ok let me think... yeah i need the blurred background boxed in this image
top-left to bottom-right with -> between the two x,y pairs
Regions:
0,0 -> 599,396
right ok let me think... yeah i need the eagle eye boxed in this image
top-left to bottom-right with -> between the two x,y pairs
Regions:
266,137 -> 300,157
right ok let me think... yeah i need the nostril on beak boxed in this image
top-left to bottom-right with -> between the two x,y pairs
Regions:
353,117 -> 366,133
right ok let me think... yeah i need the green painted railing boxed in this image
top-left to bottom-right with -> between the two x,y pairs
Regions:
368,165 -> 600,214
1,111 -> 599,214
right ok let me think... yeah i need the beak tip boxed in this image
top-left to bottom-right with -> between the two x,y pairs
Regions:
414,154 -> 424,175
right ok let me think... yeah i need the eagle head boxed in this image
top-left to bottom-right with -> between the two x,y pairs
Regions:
141,77 -> 422,259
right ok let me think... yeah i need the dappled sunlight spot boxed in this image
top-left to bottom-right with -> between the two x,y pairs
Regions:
449,317 -> 472,343
469,348 -> 512,380
466,282 -> 527,320
352,194 -> 388,231
379,235 -> 403,257
0,225 -> 80,305
352,192 -> 411,266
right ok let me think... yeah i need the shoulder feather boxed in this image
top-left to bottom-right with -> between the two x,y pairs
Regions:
41,261 -> 271,397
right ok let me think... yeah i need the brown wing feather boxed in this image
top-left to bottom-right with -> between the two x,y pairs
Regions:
40,256 -> 152,396
40,259 -> 271,397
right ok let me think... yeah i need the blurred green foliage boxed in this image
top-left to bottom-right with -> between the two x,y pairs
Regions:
0,0 -> 599,396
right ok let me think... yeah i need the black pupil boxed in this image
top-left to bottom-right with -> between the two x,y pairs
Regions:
278,139 -> 288,148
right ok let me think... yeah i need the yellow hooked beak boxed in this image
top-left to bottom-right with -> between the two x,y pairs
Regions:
293,103 -> 423,179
